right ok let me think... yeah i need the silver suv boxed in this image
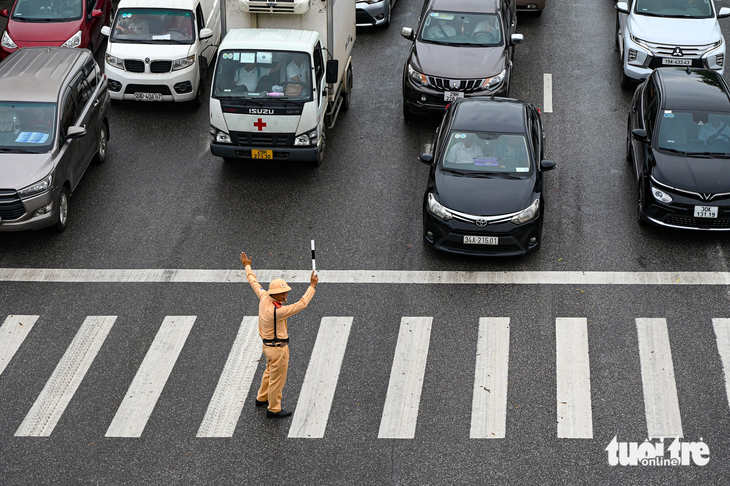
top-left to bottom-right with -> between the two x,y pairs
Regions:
0,47 -> 110,232
616,0 -> 730,87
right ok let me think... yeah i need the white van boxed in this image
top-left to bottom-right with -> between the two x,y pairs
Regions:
100,0 -> 221,106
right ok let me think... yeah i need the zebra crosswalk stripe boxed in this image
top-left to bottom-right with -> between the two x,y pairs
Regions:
470,317 -> 510,439
15,316 -> 116,437
289,317 -> 353,439
0,315 -> 39,377
197,316 -> 261,438
556,318 -> 593,439
712,319 -> 730,412
106,316 -> 196,438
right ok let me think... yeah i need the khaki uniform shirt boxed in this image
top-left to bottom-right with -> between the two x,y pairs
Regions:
246,265 -> 316,341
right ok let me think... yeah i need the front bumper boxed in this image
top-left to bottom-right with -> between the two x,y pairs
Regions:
423,208 -> 542,256
640,189 -> 730,230
356,1 -> 388,27
0,188 -> 59,232
403,72 -> 508,115
105,63 -> 199,102
210,142 -> 319,162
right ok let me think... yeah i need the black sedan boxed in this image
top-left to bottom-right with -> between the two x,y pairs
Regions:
628,67 -> 730,230
421,98 -> 556,256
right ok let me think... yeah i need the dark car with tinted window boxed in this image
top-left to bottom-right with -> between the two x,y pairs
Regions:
421,98 -> 556,256
401,0 -> 522,119
628,67 -> 730,230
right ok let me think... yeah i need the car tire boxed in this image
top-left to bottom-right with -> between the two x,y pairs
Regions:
615,14 -> 619,49
342,66 -> 352,111
383,1 -> 392,27
620,67 -> 632,90
403,101 -> 415,121
625,119 -> 633,164
55,186 -> 70,233
314,125 -> 326,167
94,122 -> 108,164
190,82 -> 204,109
637,182 -> 646,226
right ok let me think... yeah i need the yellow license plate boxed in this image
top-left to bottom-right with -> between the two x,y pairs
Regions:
252,149 -> 273,160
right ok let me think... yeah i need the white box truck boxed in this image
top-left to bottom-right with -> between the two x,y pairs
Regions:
209,0 -> 355,165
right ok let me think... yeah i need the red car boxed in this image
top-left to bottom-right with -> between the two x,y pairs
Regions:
1,0 -> 112,60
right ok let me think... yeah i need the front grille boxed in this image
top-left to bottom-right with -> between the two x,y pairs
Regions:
150,61 -> 172,73
124,60 -> 145,73
665,215 -> 730,228
247,0 -> 295,13
356,10 -> 376,24
124,84 -> 172,95
231,131 -> 293,147
0,190 -> 26,221
427,76 -> 485,92
644,41 -> 718,58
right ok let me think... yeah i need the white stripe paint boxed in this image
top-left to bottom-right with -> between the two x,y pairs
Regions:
2,268 -> 730,285
0,315 -> 39,377
378,317 -> 432,439
543,73 -> 553,113
636,318 -> 683,439
470,317 -> 510,439
289,317 -> 353,439
712,319 -> 730,412
15,316 -> 116,437
556,318 -> 593,439
197,316 -> 261,438
106,316 -> 195,438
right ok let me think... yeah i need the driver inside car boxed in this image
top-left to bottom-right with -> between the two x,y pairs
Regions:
698,116 -> 730,143
164,14 -> 193,36
286,54 -> 309,83
472,17 -> 497,39
494,135 -> 528,169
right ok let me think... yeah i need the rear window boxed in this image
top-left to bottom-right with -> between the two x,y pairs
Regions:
12,0 -> 82,21
0,102 -> 57,154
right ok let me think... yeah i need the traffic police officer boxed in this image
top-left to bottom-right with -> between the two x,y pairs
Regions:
240,252 -> 318,418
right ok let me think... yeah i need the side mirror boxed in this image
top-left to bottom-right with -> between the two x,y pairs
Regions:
510,34 -> 524,46
91,9 -> 103,18
0,9 -> 9,17
719,7 -> 730,19
540,160 -> 556,171
615,2 -> 629,14
401,27 -> 415,41
419,154 -> 433,165
632,128 -> 648,142
326,59 -> 338,84
200,28 -> 213,40
66,126 -> 86,140
101,26 -> 110,37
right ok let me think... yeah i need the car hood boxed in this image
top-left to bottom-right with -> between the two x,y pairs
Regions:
107,41 -> 194,60
435,172 -> 535,216
628,15 -> 722,45
0,152 -> 54,190
411,42 -> 506,79
652,150 -> 730,194
7,19 -> 82,43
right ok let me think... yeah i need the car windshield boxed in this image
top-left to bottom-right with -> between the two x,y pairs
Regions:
213,50 -> 313,102
634,0 -> 713,19
0,102 -> 56,153
441,131 -> 532,174
11,0 -> 82,21
656,110 -> 730,155
111,9 -> 195,44
420,11 -> 503,46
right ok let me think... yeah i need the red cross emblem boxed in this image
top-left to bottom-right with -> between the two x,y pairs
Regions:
253,118 -> 266,131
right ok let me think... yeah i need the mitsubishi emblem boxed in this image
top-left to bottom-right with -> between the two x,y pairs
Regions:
451,80 -> 459,89
672,47 -> 684,57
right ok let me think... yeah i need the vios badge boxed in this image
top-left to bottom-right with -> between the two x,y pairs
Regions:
672,47 -> 684,57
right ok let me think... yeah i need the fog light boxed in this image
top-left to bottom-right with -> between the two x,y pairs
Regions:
526,3 -> 537,8
529,237 -> 537,244
35,202 -> 53,216
174,81 -> 192,94
628,49 -> 638,62
420,95 -> 427,102
108,79 -> 122,92
376,14 -> 384,20
426,231 -> 433,240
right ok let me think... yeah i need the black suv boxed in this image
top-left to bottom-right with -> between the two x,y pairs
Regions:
628,67 -> 730,230
401,0 -> 522,119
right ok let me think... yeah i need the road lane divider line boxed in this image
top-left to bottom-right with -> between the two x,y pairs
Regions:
106,316 -> 195,438
289,317 -> 353,439
0,315 -> 39,377
15,316 -> 116,437
543,73 -> 553,113
470,317 -> 510,439
3,268 -> 730,285
197,316 -> 261,438
636,318 -> 683,439
556,318 -> 593,439
712,318 -> 730,413
378,317 -> 432,439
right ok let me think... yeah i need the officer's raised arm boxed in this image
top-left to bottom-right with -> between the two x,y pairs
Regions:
240,252 -> 267,298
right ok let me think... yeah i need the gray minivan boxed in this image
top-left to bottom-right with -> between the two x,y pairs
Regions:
0,47 -> 110,232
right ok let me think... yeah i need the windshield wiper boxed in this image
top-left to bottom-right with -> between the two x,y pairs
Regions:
0,147 -> 39,153
471,171 -> 522,180
439,167 -> 469,176
699,152 -> 730,158
662,147 -> 691,156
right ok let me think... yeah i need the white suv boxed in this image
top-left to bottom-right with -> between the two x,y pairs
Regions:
615,0 -> 730,87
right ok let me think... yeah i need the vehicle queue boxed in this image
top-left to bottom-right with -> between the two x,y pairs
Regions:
1,0 -> 729,257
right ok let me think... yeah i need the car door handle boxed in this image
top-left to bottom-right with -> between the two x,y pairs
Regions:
94,99 -> 100,107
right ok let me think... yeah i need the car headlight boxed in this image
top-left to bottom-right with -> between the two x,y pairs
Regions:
629,33 -> 650,51
172,55 -> 195,71
18,174 -> 52,199
61,31 -> 82,49
294,128 -> 319,147
105,53 -> 124,70
427,193 -> 453,221
210,127 -> 231,144
511,198 -> 540,225
408,64 -> 428,87
1,31 -> 17,50
651,186 -> 672,203
481,69 -> 506,90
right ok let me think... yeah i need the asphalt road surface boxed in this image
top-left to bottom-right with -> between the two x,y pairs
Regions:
2,0 -> 730,484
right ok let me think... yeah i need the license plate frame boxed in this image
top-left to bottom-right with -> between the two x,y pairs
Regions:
463,235 -> 498,245
251,149 -> 273,160
694,205 -> 718,218
662,58 -> 692,66
444,91 -> 464,102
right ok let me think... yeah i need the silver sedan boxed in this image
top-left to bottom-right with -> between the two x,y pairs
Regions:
356,0 -> 397,27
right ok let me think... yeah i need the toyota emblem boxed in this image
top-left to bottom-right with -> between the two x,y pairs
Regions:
476,218 -> 488,227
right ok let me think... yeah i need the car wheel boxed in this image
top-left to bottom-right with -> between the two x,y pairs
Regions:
190,82 -> 204,109
620,67 -> 632,90
625,119 -> 633,164
637,182 -> 646,226
94,122 -> 108,163
403,101 -> 415,121
55,186 -> 69,233
342,66 -> 352,111
314,124 -> 326,166
615,14 -> 619,49
383,1 -> 392,27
